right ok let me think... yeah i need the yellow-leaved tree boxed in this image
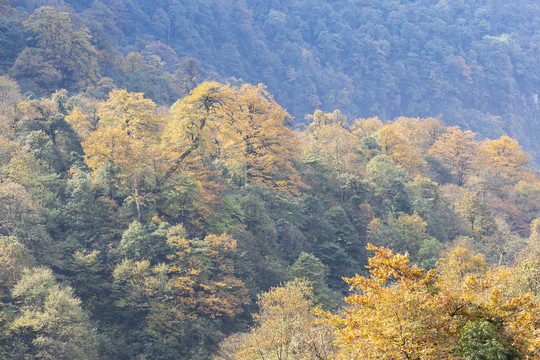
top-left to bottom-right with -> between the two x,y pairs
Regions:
300,109 -> 364,176
436,247 -> 540,359
476,135 -> 533,183
163,82 -> 305,194
391,117 -> 444,153
216,279 -> 336,360
350,117 -> 383,139
429,126 -> 478,186
162,81 -> 224,176
326,245 -> 540,359
377,124 -> 424,175
165,226 -> 249,318
82,89 -> 163,221
326,244 -> 460,359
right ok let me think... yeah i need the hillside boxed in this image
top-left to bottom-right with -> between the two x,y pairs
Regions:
0,79 -> 539,357
2,0 -> 540,162
1,1 -> 540,358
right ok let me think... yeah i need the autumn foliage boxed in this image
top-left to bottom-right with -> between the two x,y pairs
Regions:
0,74 -> 539,359
326,245 -> 540,360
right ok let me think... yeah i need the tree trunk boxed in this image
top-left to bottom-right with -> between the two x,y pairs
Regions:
134,175 -> 142,222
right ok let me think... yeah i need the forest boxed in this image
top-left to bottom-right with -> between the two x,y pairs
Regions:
2,0 -> 540,163
0,0 -> 540,359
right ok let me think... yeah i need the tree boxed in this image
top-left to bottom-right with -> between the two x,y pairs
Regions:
15,7 -> 100,92
9,267 -> 99,360
96,89 -> 159,138
10,47 -> 62,94
477,135 -> 532,183
392,117 -> 445,152
174,57 -> 200,94
0,76 -> 22,130
436,247 -> 540,359
83,89 -> 162,221
66,249 -> 107,314
163,82 -> 305,194
217,279 -> 336,360
455,320 -> 509,360
166,228 -> 249,319
290,252 -> 332,307
275,219 -> 310,262
512,219 -> 540,296
305,109 -> 347,130
326,245 -> 540,359
118,220 -> 170,262
429,126 -> 479,186
65,110 -> 91,140
64,94 -> 101,140
0,235 -> 34,294
365,154 -> 411,216
326,244 -> 459,359
15,95 -> 81,173
162,81 -> 226,179
219,83 -> 304,192
110,227 -> 250,359
0,182 -> 57,266
111,258 -> 181,344
531,218 -> 540,247
368,212 -> 438,266
435,246 -> 489,293
350,117 -> 383,139
407,176 -> 458,243
300,109 -> 364,176
458,192 -> 497,237
0,17 -> 25,73
377,124 -> 424,174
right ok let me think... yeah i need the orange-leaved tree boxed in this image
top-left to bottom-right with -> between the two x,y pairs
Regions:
326,245 -> 540,359
326,244 -> 461,359
163,82 -> 305,194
